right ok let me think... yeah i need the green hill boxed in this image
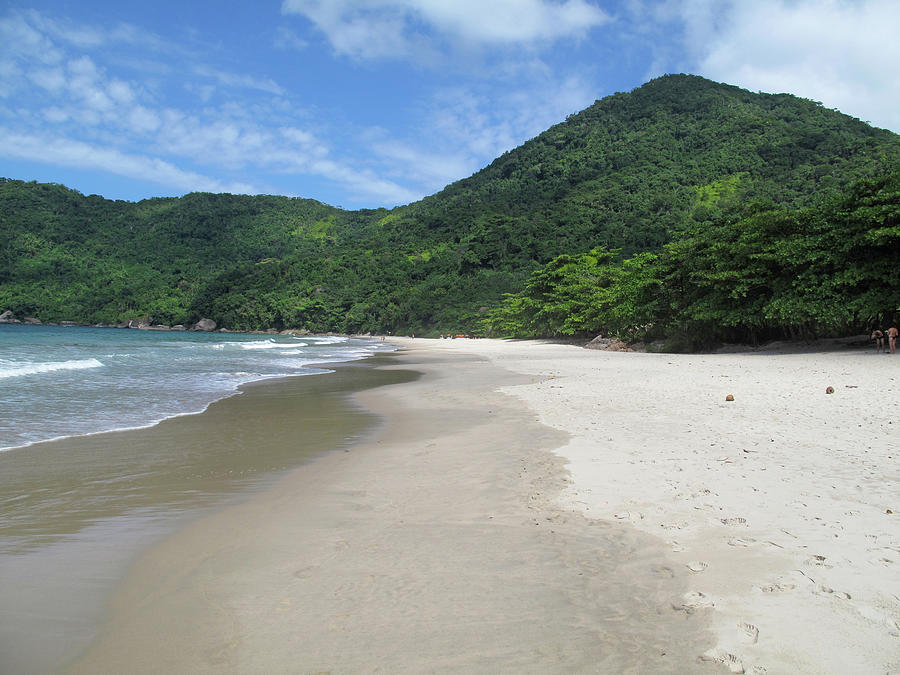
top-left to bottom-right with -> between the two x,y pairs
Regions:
2,74 -> 899,337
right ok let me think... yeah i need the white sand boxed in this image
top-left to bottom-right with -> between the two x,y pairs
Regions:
398,337 -> 900,674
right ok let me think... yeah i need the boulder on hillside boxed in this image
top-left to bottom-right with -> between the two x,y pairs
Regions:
23,317 -> 42,325
0,310 -> 19,323
190,318 -> 217,332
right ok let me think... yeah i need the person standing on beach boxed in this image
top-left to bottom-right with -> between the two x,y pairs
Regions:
872,328 -> 885,352
888,326 -> 899,354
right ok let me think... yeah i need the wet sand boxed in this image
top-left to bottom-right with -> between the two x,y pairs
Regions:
1,359 -> 414,674
67,344 -> 713,673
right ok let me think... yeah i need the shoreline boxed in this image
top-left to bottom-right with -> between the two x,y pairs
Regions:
0,324 -> 394,454
12,336 -> 896,672
0,357 -> 413,675
68,340 -> 712,673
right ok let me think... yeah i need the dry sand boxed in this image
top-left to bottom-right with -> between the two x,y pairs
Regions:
70,338 -> 899,674
393,337 -> 900,674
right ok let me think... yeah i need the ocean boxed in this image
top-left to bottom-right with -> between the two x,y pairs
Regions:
0,324 -> 401,673
0,324 -> 392,451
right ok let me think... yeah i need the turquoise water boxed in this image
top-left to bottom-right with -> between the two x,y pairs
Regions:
0,324 -> 391,451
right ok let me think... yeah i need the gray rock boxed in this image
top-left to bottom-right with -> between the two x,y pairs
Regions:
584,334 -> 612,350
170,325 -> 186,331
0,310 -> 16,323
190,318 -> 217,332
584,334 -> 632,352
23,317 -> 42,325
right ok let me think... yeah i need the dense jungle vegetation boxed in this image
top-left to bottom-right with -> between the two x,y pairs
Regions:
2,75 -> 899,345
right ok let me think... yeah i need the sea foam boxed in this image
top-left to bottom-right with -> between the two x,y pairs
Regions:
0,358 -> 104,379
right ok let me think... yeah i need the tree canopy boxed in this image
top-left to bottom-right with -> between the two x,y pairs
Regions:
2,74 -> 899,342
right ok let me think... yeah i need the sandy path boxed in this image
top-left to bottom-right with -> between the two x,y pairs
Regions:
70,344 -> 713,673
400,338 -> 900,674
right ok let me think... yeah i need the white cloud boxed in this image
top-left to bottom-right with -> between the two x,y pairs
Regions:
127,106 -> 161,134
368,132 -> 477,192
0,10 -> 64,65
42,107 -> 69,123
29,67 -> 66,92
282,0 -> 611,59
21,8 -> 177,54
274,25 -> 309,51
192,65 -> 286,96
107,79 -> 135,105
674,0 -> 900,131
354,72 -> 597,201
412,0 -> 609,44
0,129 -> 262,194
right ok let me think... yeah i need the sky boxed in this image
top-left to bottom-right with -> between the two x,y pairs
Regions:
1,0 -> 898,210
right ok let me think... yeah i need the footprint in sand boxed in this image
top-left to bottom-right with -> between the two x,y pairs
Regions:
701,649 -> 745,674
805,554 -> 829,567
294,565 -> 320,579
687,561 -> 709,572
721,517 -> 747,526
760,583 -> 796,593
815,585 -> 852,600
728,537 -> 755,547
652,564 -> 675,578
739,622 -> 760,644
673,590 -> 714,613
614,511 -> 644,521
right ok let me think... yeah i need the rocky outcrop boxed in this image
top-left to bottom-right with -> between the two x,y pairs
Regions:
0,310 -> 20,323
190,318 -> 217,332
22,317 -> 42,325
584,334 -> 633,352
584,335 -> 611,350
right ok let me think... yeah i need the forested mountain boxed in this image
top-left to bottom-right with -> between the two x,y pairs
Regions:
2,74 -> 899,341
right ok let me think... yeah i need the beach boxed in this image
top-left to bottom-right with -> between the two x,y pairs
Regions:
0,355 -> 410,674
49,338 -> 900,672
389,338 -> 900,673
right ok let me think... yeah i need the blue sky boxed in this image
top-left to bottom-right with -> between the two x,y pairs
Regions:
2,0 -> 898,210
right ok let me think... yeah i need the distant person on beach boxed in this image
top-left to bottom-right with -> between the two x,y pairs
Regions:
872,329 -> 885,352
888,326 -> 899,354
